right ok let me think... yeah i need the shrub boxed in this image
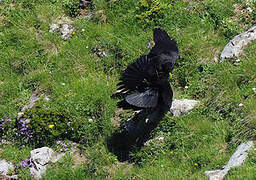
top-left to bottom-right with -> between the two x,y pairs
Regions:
17,100 -> 73,147
135,0 -> 167,26
135,0 -> 190,28
63,0 -> 80,17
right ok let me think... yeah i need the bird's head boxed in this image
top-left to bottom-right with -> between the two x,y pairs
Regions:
158,53 -> 175,74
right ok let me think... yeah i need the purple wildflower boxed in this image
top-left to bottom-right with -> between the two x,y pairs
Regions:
147,40 -> 153,49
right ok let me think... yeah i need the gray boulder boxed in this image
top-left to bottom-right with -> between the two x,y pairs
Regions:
170,99 -> 199,116
0,159 -> 18,179
205,141 -> 254,180
0,159 -> 14,175
220,25 -> 256,61
30,147 -> 65,179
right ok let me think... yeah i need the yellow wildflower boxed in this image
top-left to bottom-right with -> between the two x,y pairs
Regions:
194,163 -> 199,167
48,124 -> 54,128
169,72 -> 172,78
72,31 -> 76,35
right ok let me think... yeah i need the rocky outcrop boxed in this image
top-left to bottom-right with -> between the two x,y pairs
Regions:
205,141 -> 254,180
220,25 -> 256,61
0,159 -> 18,179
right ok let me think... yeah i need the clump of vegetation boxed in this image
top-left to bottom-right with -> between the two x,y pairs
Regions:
135,0 -> 169,26
135,0 -> 191,28
63,0 -> 80,17
16,100 -> 73,147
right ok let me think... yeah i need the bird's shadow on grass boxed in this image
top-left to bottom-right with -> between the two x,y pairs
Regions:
107,105 -> 169,162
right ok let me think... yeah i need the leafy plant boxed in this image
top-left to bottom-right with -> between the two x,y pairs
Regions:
17,100 -> 73,147
63,0 -> 80,17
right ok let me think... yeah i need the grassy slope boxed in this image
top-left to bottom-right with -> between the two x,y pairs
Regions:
0,0 -> 256,179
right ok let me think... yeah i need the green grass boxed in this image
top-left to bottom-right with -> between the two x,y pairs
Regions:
0,0 -> 256,179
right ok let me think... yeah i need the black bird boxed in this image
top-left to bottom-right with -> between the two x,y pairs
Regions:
108,28 -> 179,161
117,28 -> 179,111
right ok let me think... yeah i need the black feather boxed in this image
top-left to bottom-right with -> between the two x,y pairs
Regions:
125,89 -> 158,108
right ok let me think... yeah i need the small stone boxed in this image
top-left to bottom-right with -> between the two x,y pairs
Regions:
17,112 -> 24,119
49,16 -> 74,40
144,136 -> 165,146
49,23 -> 59,33
156,136 -> 164,142
247,7 -> 253,13
170,99 -> 199,117
238,103 -> 243,107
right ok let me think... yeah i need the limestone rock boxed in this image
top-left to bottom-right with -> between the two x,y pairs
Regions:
29,146 -> 77,179
144,136 -> 165,146
220,25 -> 256,61
91,46 -> 108,58
205,141 -> 254,180
20,91 -> 50,113
30,147 -> 65,179
0,159 -> 14,175
0,160 -> 18,179
49,16 -> 74,40
170,99 -> 199,116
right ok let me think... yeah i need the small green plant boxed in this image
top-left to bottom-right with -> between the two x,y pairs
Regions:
135,0 -> 170,27
219,17 -> 241,38
63,0 -> 80,17
17,100 -> 73,147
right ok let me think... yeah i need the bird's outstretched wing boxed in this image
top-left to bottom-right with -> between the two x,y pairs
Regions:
125,89 -> 159,108
117,55 -> 157,94
117,55 -> 159,109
